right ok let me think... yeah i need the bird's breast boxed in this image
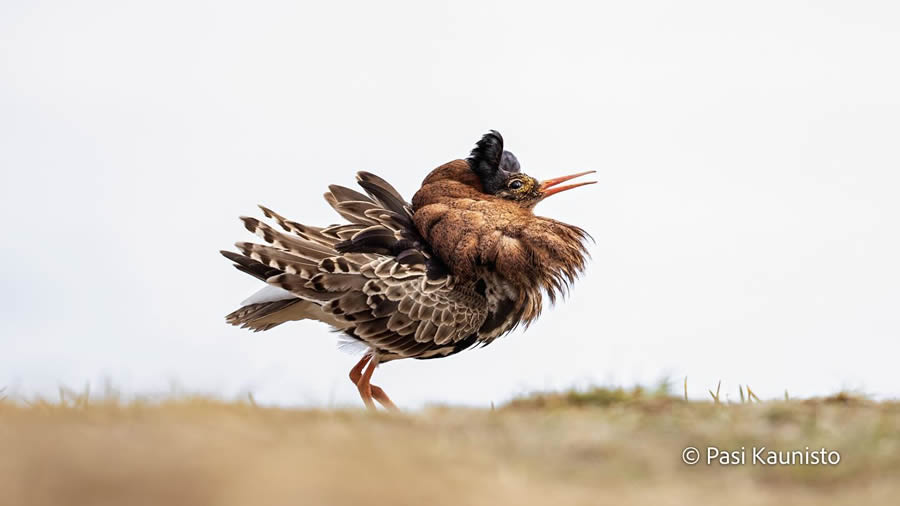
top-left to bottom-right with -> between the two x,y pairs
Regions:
413,197 -> 532,283
412,159 -> 590,313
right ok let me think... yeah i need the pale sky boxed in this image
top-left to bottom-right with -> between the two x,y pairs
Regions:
2,1 -> 899,407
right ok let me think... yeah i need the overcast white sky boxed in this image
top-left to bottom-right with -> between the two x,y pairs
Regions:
2,1 -> 899,407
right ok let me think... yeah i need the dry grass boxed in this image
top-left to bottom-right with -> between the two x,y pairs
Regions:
2,386 -> 899,506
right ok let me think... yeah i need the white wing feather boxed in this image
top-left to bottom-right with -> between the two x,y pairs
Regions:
240,285 -> 297,306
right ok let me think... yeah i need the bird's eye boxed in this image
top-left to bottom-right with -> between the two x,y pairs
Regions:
508,180 -> 524,190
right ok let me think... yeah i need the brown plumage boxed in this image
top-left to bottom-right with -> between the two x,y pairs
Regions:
221,131 -> 595,409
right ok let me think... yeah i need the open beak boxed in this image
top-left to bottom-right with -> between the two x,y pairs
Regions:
539,170 -> 597,198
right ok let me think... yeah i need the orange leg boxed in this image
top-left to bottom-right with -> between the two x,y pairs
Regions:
370,384 -> 398,411
348,354 -> 371,384
349,354 -> 375,409
348,354 -> 398,411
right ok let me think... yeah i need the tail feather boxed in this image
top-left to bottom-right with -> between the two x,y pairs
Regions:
327,184 -> 374,204
257,205 -> 334,247
235,242 -> 318,275
221,250 -> 282,282
226,299 -> 300,332
240,217 -> 335,259
225,298 -> 349,332
356,171 -> 412,220
222,171 -> 432,336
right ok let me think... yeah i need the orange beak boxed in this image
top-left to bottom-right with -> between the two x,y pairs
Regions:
539,170 -> 597,198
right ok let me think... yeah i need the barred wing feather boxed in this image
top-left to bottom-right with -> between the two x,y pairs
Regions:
221,172 -> 487,361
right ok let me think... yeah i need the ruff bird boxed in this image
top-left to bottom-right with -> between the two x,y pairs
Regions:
221,131 -> 595,409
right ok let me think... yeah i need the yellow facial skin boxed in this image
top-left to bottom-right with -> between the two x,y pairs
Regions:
497,174 -> 541,202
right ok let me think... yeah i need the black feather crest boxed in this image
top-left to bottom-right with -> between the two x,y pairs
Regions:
466,130 -> 520,194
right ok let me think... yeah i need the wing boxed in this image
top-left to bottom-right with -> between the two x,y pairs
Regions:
222,172 -> 488,361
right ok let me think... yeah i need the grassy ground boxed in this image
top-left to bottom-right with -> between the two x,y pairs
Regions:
2,387 -> 899,506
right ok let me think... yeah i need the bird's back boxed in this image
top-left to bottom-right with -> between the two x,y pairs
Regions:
222,170 -> 498,362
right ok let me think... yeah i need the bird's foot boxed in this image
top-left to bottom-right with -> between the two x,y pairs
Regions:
349,354 -> 398,411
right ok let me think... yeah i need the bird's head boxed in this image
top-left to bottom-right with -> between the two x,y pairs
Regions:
412,131 -> 593,298
466,130 -> 595,207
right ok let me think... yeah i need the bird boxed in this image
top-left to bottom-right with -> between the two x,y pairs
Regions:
221,131 -> 595,409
